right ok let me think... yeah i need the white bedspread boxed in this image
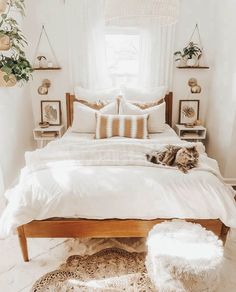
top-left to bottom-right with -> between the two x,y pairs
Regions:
0,127 -> 236,237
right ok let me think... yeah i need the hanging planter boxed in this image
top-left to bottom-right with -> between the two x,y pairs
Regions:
174,24 -> 209,69
0,0 -> 7,14
0,35 -> 11,50
0,0 -> 32,87
0,70 -> 16,87
0,55 -> 33,87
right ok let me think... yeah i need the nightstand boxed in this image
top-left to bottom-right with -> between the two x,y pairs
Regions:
175,124 -> 207,142
33,125 -> 65,148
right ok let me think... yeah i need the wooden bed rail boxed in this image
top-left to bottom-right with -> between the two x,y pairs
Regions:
17,218 -> 228,262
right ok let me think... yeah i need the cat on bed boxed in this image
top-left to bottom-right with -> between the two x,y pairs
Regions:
146,145 -> 199,173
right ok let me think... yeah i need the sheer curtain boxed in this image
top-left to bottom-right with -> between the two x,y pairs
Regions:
66,0 -> 177,91
66,0 -> 110,90
139,22 -> 176,90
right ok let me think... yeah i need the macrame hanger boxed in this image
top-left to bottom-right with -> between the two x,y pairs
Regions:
187,23 -> 208,67
32,25 -> 60,67
188,23 -> 203,49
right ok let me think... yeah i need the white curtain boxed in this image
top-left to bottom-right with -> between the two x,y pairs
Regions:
66,0 -> 110,90
138,22 -> 176,90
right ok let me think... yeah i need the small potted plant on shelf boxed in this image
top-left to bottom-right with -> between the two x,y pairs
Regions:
174,42 -> 202,67
0,54 -> 33,86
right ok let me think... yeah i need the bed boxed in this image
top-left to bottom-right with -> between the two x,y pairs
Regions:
1,92 -> 236,262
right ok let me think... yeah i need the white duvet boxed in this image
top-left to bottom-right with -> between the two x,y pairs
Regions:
0,127 -> 236,237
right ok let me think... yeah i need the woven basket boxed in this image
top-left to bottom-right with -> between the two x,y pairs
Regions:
0,0 -> 7,14
0,70 -> 17,87
0,35 -> 11,51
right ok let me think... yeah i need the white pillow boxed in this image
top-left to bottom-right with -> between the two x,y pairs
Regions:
121,85 -> 166,101
74,86 -> 120,102
72,101 -> 118,133
119,98 -> 166,133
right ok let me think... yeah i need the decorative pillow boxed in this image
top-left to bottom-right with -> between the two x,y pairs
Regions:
121,85 -> 166,101
72,101 -> 118,133
77,99 -> 110,110
119,98 -> 166,133
95,113 -> 149,139
132,98 -> 164,109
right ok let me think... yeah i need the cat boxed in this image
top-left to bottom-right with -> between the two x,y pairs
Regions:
146,145 -> 199,173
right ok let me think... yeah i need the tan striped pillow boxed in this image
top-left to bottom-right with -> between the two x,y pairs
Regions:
95,113 -> 149,139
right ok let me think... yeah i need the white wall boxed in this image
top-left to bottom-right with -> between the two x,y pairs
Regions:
205,0 -> 236,179
23,0 -> 71,127
0,9 -> 35,195
0,87 -> 34,191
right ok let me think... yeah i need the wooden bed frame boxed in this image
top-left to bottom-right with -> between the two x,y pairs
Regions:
17,92 -> 229,262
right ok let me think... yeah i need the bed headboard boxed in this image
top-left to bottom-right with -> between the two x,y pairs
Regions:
66,92 -> 173,129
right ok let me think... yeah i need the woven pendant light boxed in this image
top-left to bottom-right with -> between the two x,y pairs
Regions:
105,0 -> 179,26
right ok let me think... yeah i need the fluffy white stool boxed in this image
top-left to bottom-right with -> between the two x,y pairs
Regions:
146,221 -> 223,292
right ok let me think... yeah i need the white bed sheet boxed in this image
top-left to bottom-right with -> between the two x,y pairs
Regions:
0,125 -> 236,237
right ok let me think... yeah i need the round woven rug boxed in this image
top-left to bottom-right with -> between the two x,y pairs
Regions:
31,248 -> 155,291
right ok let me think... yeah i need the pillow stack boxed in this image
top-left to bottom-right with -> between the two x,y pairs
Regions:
71,86 -> 166,139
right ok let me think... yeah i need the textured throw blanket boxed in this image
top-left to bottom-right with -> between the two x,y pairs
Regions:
24,139 -> 221,179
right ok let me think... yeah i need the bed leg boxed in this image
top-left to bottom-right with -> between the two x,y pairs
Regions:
220,224 -> 229,245
17,226 -> 29,262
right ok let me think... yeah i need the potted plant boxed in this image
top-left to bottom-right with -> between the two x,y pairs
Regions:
0,54 -> 33,86
0,16 -> 27,53
0,0 -> 32,87
174,42 -> 202,67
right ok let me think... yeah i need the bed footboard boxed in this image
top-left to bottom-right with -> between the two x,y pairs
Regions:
17,218 -> 229,262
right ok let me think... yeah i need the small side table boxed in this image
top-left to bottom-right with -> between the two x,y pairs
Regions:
33,125 -> 65,148
175,124 -> 207,142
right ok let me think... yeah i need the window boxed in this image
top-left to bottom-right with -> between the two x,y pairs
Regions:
105,29 -> 140,87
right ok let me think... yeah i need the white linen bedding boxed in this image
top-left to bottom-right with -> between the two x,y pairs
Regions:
0,126 -> 236,237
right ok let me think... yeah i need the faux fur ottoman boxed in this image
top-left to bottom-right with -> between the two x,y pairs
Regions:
146,221 -> 223,292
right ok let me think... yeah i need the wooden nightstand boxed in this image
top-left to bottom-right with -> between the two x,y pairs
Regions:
33,125 -> 65,148
175,124 -> 207,142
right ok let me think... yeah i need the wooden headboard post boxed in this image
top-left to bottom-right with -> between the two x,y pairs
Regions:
164,92 -> 173,127
66,92 -> 173,129
66,92 -> 76,129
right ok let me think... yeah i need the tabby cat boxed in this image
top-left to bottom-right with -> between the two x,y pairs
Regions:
146,145 -> 199,173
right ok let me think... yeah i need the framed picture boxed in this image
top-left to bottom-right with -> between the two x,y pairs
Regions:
41,100 -> 61,126
179,100 -> 200,125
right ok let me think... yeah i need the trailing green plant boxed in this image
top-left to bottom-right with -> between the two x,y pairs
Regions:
174,42 -> 202,62
0,0 -> 33,85
0,54 -> 33,83
0,15 -> 27,55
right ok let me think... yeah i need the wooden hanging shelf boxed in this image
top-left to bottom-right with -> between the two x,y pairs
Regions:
33,67 -> 62,71
177,66 -> 209,69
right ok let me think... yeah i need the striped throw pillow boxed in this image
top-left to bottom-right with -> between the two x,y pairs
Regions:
95,113 -> 149,139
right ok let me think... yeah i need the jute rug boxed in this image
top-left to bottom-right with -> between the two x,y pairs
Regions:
31,238 -> 155,291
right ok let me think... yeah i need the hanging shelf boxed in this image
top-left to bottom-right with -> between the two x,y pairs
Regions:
32,25 -> 61,71
176,24 -> 209,70
177,66 -> 209,69
33,67 -> 62,71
